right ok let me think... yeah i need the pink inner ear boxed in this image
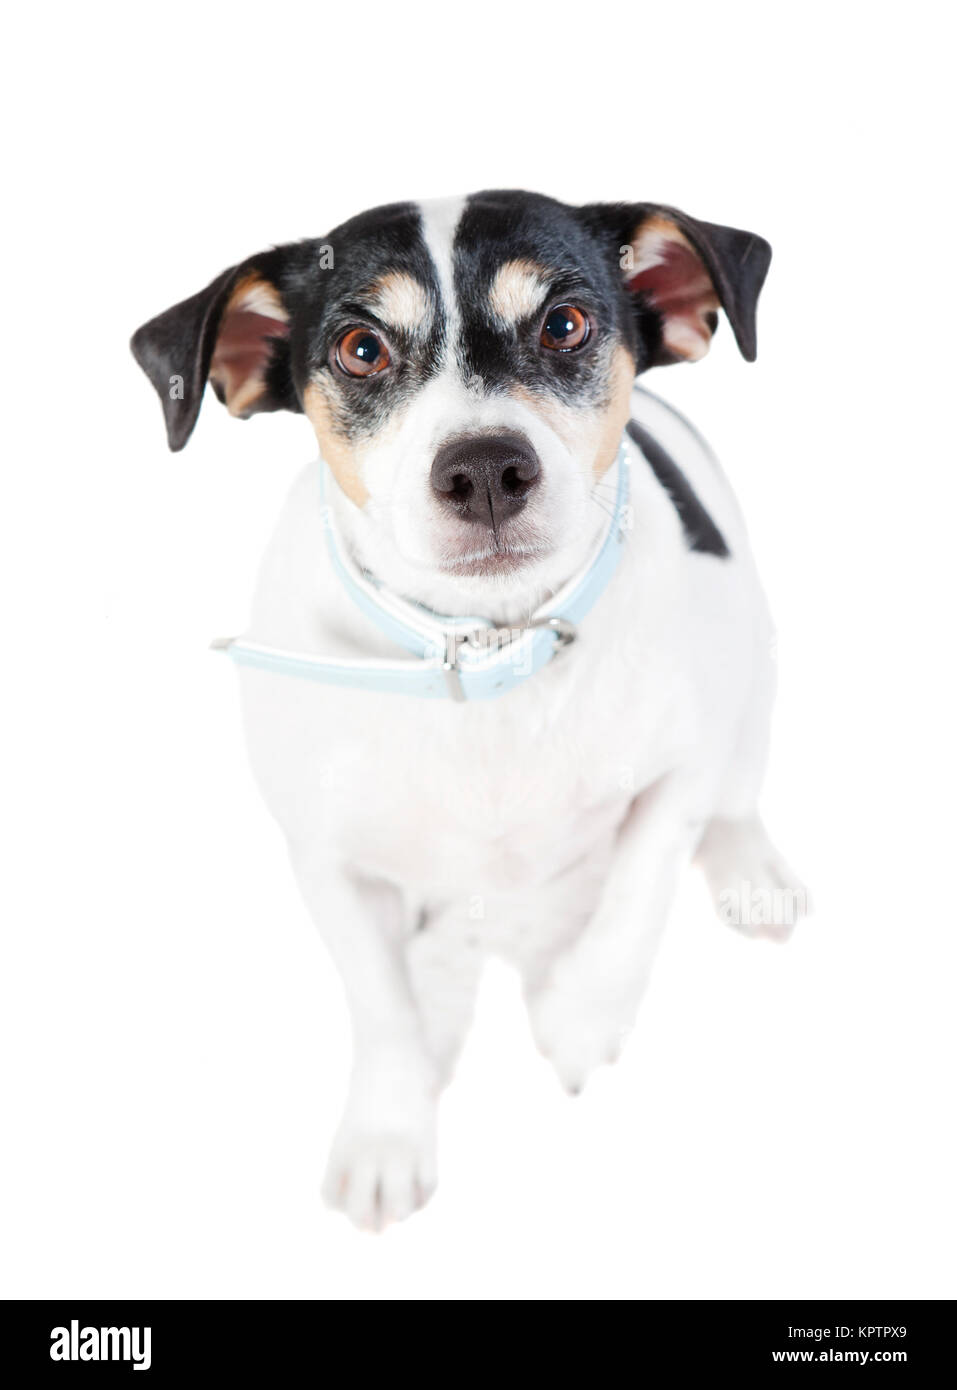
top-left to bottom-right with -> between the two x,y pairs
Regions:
210,307 -> 289,416
625,235 -> 718,362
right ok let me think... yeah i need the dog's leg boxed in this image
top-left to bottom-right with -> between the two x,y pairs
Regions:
527,774 -> 700,1094
405,907 -> 484,1086
291,853 -> 439,1229
697,815 -> 809,940
694,638 -> 809,938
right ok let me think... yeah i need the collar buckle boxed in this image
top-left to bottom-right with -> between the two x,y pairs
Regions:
440,617 -> 577,702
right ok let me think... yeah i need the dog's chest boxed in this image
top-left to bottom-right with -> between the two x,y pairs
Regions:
347,701 -> 636,888
238,447 -> 705,897
240,604 -> 688,898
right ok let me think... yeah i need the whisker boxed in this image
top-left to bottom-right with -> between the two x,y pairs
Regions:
588,496 -> 617,522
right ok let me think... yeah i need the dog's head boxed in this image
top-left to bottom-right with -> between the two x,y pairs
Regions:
132,192 -> 769,600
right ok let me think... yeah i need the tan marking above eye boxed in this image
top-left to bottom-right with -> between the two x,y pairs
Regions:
488,258 -> 551,325
367,271 -> 432,334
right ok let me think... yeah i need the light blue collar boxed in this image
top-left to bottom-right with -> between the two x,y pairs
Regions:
215,437 -> 631,701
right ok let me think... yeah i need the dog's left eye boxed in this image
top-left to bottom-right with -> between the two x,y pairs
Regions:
335,327 -> 391,377
540,304 -> 590,351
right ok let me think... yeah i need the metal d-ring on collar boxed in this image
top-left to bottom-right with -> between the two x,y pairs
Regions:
440,615 -> 578,702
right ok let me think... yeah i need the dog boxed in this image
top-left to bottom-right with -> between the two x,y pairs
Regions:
131,190 -> 805,1229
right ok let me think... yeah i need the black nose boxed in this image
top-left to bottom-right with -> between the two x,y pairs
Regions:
430,432 -> 541,529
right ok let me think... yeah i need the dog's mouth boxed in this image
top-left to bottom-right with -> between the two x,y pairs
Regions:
439,541 -> 549,579
435,509 -> 552,579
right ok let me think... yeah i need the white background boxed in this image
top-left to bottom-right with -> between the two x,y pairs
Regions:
2,1 -> 955,1299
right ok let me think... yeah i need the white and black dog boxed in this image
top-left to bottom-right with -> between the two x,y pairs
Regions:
132,191 -> 805,1229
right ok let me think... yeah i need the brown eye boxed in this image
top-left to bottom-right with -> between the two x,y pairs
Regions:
335,327 -> 391,377
540,304 -> 590,351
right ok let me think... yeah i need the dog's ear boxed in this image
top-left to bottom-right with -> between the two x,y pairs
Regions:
582,203 -> 771,366
130,249 -> 299,451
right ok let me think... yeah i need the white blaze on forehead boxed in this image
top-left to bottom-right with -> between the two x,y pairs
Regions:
417,195 -> 467,357
488,258 -> 551,325
368,271 -> 432,335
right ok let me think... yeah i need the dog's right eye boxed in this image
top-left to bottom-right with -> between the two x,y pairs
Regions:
334,328 -> 391,378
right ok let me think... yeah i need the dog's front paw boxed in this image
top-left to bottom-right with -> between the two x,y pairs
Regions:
322,1129 -> 437,1230
528,960 -> 638,1095
322,1063 -> 438,1230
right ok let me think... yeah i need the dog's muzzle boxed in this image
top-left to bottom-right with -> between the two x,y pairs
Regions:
212,434 -> 632,701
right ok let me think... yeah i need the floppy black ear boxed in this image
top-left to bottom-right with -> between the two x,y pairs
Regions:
130,249 -> 298,451
582,202 -> 771,366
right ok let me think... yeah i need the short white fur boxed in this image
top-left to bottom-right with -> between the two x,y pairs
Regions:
234,200 -> 804,1230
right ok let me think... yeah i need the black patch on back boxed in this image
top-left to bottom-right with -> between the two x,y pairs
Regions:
626,419 -> 730,558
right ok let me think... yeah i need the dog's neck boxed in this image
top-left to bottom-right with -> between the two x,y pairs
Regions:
329,483 -> 609,629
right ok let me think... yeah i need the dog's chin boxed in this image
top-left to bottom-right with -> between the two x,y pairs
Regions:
439,544 -> 549,581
